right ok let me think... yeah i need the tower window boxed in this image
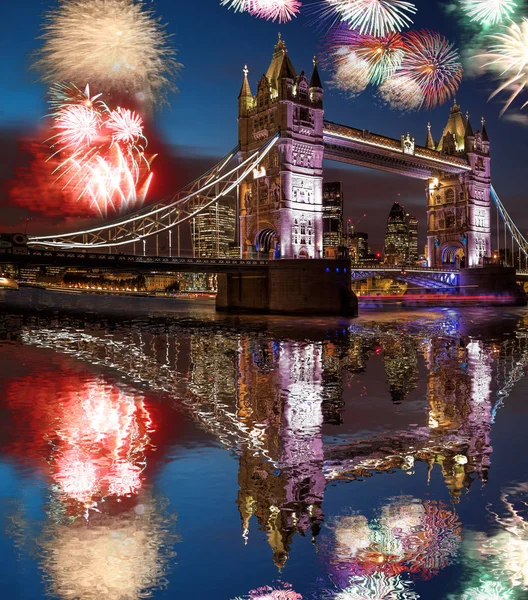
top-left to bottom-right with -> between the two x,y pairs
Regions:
299,108 -> 309,122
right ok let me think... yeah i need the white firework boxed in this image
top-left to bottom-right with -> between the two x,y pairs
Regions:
332,573 -> 420,600
36,0 -> 180,110
325,0 -> 417,37
479,17 -> 528,116
461,0 -> 518,26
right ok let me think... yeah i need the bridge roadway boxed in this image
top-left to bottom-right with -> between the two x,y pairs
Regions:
0,248 -> 270,274
3,248 -> 527,286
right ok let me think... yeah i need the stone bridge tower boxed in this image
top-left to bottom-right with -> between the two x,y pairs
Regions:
238,35 -> 324,259
426,102 -> 491,268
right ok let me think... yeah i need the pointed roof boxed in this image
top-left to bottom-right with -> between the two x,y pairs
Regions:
481,117 -> 489,142
465,113 -> 474,138
436,100 -> 467,152
310,56 -> 323,88
238,65 -> 252,99
426,123 -> 435,150
266,33 -> 297,89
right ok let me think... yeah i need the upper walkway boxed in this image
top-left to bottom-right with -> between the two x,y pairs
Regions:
323,120 -> 472,179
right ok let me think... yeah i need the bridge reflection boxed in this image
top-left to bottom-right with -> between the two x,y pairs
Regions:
5,310 -> 528,576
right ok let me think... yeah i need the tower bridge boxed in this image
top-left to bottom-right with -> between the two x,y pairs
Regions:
3,35 -> 526,312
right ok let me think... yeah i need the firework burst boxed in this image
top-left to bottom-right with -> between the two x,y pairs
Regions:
253,0 -> 302,22
478,17 -> 528,116
331,27 -> 406,84
461,0 -> 518,26
36,0 -> 180,111
221,0 -> 301,22
385,30 -> 463,110
324,0 -> 417,37
48,83 -> 152,217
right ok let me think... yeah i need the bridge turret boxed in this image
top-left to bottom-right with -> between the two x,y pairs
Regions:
427,102 -> 491,268
437,100 -> 467,154
238,35 -> 325,260
238,65 -> 254,117
309,57 -> 323,109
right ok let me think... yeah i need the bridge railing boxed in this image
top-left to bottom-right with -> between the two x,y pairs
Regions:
0,247 -> 270,267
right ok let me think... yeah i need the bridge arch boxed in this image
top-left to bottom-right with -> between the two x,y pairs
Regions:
441,242 -> 465,267
255,228 -> 277,257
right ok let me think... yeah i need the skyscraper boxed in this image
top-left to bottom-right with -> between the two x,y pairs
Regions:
384,202 -> 419,265
348,232 -> 369,263
407,214 -> 419,263
322,182 -> 343,253
191,198 -> 236,258
384,202 -> 409,265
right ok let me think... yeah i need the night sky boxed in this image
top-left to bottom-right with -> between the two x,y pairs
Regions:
1,0 -> 527,250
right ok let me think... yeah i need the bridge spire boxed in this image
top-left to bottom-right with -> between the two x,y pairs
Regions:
310,55 -> 322,89
238,65 -> 254,116
426,122 -> 435,150
481,117 -> 489,142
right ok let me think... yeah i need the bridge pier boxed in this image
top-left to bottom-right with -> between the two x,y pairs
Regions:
216,259 -> 357,316
458,265 -> 526,304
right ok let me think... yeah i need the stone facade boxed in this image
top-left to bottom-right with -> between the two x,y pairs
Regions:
426,104 -> 491,268
238,35 -> 324,259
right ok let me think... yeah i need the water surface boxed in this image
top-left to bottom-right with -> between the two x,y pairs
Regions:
0,293 -> 527,599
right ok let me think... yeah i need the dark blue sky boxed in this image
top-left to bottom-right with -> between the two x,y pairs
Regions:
1,0 -> 527,245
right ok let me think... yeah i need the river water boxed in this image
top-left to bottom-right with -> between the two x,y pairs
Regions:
0,292 -> 527,599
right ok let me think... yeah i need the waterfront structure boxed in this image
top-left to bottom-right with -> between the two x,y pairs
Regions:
15,36 -> 528,304
322,182 -> 343,254
191,198 -> 236,258
238,35 -> 324,259
426,106 -> 491,267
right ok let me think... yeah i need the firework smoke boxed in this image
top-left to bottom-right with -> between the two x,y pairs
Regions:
323,0 -> 417,37
378,74 -> 423,111
36,0 -> 180,111
478,17 -> 528,116
330,48 -> 371,96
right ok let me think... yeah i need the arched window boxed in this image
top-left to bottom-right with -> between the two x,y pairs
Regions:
445,189 -> 455,203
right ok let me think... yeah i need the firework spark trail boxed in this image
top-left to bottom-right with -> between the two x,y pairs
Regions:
478,17 -> 528,116
36,0 -> 180,111
221,0 -> 301,22
385,30 -> 463,110
48,83 -> 152,216
252,0 -> 302,22
331,27 -> 406,84
461,0 -> 518,26
324,0 -> 417,37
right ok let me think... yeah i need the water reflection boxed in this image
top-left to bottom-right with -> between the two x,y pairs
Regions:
2,308 -> 528,598
458,485 -> 528,599
40,492 -> 175,600
2,363 -> 176,599
325,498 -> 461,583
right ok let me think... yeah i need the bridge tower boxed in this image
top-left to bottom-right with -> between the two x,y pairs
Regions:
426,102 -> 491,268
238,35 -> 324,259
